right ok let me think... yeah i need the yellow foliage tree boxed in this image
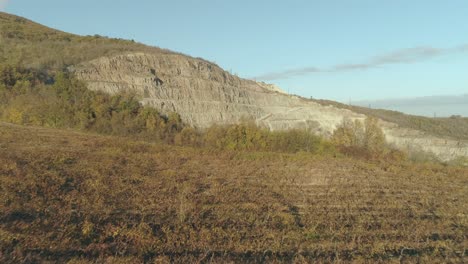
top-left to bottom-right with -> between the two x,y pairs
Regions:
332,117 -> 387,156
363,117 -> 386,153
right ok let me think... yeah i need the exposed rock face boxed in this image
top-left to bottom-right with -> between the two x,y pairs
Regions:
72,52 -> 468,161
381,121 -> 468,161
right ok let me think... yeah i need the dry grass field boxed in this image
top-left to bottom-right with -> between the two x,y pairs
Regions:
1,122 -> 467,263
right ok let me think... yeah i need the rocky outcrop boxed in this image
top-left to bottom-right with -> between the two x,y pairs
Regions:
71,52 -> 468,161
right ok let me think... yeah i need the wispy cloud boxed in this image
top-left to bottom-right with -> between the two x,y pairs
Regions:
0,0 -> 9,11
252,67 -> 320,81
253,44 -> 468,81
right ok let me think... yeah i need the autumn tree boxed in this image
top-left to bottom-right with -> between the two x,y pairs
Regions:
332,117 -> 387,157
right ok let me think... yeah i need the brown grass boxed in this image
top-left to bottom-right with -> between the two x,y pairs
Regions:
0,122 -> 467,263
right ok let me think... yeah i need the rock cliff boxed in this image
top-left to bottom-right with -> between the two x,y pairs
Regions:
71,52 -> 468,161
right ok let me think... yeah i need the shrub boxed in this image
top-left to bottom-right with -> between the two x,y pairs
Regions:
331,118 -> 363,147
332,117 -> 387,158
363,117 -> 386,153
175,127 -> 200,146
202,122 -> 335,155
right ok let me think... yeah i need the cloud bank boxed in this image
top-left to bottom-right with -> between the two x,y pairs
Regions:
253,44 -> 468,81
0,0 -> 9,11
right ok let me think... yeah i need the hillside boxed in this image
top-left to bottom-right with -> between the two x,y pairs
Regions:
0,12 -> 186,69
1,122 -> 467,263
1,11 -> 468,162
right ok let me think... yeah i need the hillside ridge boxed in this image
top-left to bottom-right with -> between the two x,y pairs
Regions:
1,11 -> 468,161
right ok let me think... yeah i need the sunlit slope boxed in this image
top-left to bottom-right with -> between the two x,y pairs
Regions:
0,12 -> 177,69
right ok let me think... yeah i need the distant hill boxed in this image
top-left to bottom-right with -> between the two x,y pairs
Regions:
351,94 -> 468,117
1,11 -> 467,160
312,97 -> 468,141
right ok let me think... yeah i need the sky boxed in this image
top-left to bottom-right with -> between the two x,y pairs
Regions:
2,0 -> 468,103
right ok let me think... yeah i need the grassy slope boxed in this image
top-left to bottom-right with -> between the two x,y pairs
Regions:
0,12 -> 186,70
1,122 -> 467,263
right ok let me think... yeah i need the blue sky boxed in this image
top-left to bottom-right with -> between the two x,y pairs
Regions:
3,0 -> 468,102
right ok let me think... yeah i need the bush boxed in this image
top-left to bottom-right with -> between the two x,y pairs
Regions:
203,122 -> 335,155
332,117 -> 387,158
175,127 -> 200,146
363,117 -> 386,153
